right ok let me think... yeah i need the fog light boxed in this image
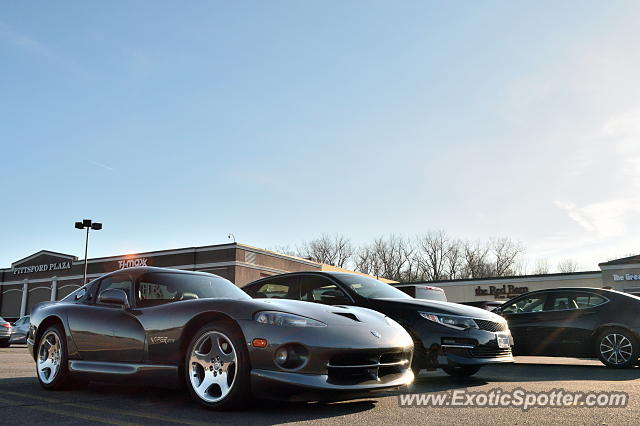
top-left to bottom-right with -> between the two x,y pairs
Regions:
275,347 -> 289,365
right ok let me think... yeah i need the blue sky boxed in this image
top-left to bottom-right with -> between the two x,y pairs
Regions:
2,1 -> 640,271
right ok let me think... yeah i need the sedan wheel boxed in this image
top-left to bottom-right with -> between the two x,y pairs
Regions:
185,322 -> 250,410
596,329 -> 639,369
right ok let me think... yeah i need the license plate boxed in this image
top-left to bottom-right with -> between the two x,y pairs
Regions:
497,333 -> 510,349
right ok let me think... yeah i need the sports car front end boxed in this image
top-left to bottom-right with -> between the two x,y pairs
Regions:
238,299 -> 414,401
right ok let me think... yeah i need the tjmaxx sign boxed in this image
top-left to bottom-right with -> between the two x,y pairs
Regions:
118,258 -> 150,269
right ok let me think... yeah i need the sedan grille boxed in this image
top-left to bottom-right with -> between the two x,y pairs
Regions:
470,346 -> 512,358
327,351 -> 410,384
474,319 -> 508,332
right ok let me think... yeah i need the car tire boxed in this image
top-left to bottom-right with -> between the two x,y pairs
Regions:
596,328 -> 639,369
185,321 -> 251,410
0,341 -> 10,348
410,342 -> 425,378
441,365 -> 481,377
36,324 -> 72,390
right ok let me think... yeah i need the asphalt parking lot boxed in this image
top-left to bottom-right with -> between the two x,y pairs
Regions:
1,345 -> 639,425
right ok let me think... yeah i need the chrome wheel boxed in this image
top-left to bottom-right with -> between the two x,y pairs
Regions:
38,330 -> 62,384
600,333 -> 633,365
189,331 -> 237,403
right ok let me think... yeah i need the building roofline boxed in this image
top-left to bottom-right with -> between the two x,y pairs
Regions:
11,250 -> 78,268
399,270 -> 602,286
3,242 -> 320,271
598,254 -> 640,266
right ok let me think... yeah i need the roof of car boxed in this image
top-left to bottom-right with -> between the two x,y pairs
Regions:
101,266 -> 223,278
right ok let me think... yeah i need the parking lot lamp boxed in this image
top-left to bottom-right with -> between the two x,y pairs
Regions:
75,219 -> 102,285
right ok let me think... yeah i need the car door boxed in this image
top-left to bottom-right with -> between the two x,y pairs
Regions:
540,291 -> 607,357
66,273 -> 145,362
499,292 -> 550,355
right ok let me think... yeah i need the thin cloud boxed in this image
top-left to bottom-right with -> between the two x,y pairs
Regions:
0,20 -> 87,77
89,160 -> 115,172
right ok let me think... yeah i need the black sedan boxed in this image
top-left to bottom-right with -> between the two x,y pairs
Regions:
27,267 -> 414,409
243,271 -> 513,377
494,287 -> 640,368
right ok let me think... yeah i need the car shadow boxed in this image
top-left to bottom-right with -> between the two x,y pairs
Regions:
0,377 -> 379,425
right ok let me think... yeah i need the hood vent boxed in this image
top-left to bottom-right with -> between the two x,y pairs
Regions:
332,312 -> 360,322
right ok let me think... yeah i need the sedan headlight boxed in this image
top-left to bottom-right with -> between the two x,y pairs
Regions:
254,311 -> 326,327
419,312 -> 478,330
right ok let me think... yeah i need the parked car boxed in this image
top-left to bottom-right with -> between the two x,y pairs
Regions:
494,287 -> 640,368
243,271 -> 513,378
9,315 -> 30,345
0,317 -> 11,347
393,284 -> 447,302
462,301 -> 504,311
27,267 -> 414,409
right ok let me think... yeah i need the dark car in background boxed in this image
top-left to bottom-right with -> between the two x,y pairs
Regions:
27,267 -> 414,409
10,315 -> 30,345
494,287 -> 640,368
0,317 -> 11,347
243,272 -> 513,377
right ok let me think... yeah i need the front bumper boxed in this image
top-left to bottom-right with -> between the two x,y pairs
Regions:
238,318 -> 414,400
251,368 -> 414,401
412,320 -> 514,368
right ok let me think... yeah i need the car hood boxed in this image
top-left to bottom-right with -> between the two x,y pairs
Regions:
243,298 -> 392,327
368,298 -> 505,322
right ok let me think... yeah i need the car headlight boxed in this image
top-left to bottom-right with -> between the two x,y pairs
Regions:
419,312 -> 478,330
254,311 -> 327,327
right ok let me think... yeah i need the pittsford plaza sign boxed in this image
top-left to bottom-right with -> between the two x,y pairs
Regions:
13,261 -> 72,275
475,284 -> 529,299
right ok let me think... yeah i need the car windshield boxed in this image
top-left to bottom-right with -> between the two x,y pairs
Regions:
137,272 -> 251,306
336,274 -> 412,299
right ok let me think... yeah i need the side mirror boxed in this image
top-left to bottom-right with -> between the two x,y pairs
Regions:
99,288 -> 130,308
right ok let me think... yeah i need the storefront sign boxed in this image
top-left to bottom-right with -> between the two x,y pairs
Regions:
475,284 -> 529,299
13,261 -> 72,275
613,273 -> 640,281
118,258 -> 149,269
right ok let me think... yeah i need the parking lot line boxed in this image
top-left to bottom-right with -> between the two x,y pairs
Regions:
0,389 -> 212,425
0,395 -> 133,425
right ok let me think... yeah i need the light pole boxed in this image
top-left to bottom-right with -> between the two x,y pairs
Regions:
75,219 -> 102,285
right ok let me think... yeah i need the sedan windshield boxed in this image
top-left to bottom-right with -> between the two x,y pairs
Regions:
336,274 -> 412,300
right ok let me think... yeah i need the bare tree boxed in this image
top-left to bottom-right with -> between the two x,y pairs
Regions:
296,234 -> 354,267
416,231 -> 451,281
490,237 -> 525,277
532,258 -> 550,275
557,259 -> 579,273
444,239 -> 464,280
462,240 -> 492,278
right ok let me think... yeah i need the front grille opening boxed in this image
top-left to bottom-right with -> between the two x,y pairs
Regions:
327,351 -> 409,385
332,312 -> 360,322
470,346 -> 512,358
474,319 -> 508,332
